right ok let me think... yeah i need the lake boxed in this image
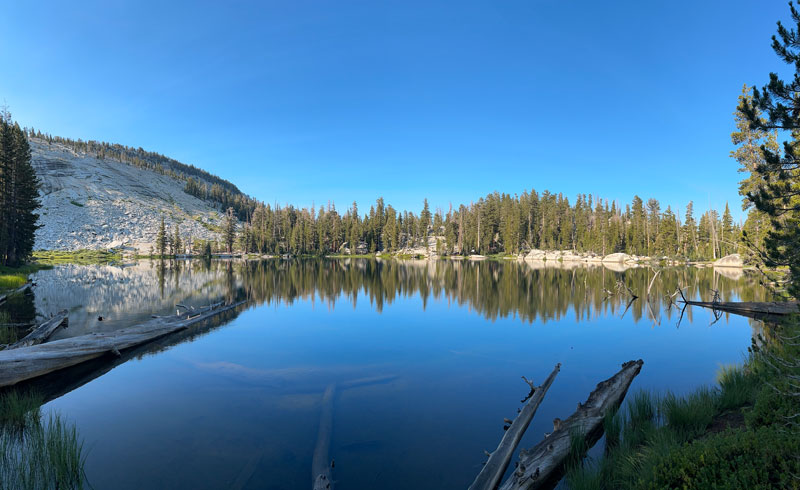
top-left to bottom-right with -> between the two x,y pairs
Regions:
11,258 -> 771,489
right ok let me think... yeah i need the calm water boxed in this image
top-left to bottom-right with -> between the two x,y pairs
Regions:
13,259 -> 770,489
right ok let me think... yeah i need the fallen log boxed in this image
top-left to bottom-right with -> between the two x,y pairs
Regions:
498,359 -> 644,490
311,375 -> 398,490
680,300 -> 799,319
312,383 -> 336,490
0,282 -> 32,304
469,364 -> 561,490
7,310 -> 68,349
0,300 -> 246,388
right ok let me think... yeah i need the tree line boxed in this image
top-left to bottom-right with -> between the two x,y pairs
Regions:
0,111 -> 40,266
233,192 -> 738,260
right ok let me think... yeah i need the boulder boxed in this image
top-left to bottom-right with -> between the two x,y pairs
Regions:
602,252 -> 631,264
713,253 -> 743,268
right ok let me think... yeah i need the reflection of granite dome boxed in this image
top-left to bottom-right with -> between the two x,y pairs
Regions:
31,261 -> 236,339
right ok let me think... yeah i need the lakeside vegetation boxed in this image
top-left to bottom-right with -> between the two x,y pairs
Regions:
562,3 -> 800,487
0,390 -> 86,490
564,318 -> 800,489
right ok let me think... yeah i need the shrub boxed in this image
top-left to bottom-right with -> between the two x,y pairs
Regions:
649,426 -> 800,490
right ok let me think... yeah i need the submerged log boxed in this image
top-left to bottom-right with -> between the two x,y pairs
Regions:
0,300 -> 245,388
498,359 -> 644,490
312,384 -> 336,490
7,310 -> 69,349
680,300 -> 799,319
0,282 -> 32,304
469,364 -> 561,490
311,375 -> 398,490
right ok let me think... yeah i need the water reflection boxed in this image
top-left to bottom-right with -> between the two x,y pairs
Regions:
30,259 -> 771,490
28,258 -> 770,338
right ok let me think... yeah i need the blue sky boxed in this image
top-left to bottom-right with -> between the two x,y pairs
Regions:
0,1 -> 790,221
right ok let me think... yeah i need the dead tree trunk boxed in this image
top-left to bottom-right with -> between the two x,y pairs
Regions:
469,364 -> 561,490
6,309 -> 68,349
498,360 -> 644,490
0,301 -> 246,388
0,282 -> 31,305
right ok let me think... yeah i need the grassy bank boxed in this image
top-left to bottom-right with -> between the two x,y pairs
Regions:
565,316 -> 800,489
33,249 -> 122,265
0,389 -> 87,489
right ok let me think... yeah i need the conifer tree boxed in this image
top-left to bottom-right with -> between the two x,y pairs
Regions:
741,2 -> 800,295
173,224 -> 182,255
224,207 -> 236,253
156,217 -> 167,257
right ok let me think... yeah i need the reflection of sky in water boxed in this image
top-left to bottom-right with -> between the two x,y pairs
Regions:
42,262 -> 761,490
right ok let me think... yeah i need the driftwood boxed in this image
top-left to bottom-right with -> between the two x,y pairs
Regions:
498,360 -> 644,490
0,282 -> 32,304
469,364 -> 561,490
680,300 -> 799,319
6,310 -> 69,350
0,301 -> 245,388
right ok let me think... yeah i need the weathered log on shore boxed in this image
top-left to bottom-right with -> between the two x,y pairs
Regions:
498,360 -> 644,490
7,309 -> 68,349
0,300 -> 245,388
469,364 -> 561,490
0,282 -> 32,305
680,300 -> 799,319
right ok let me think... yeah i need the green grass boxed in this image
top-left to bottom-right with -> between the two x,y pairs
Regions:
0,390 -> 87,489
33,249 -> 122,265
0,274 -> 29,292
564,316 -> 800,490
0,414 -> 87,490
0,390 -> 42,430
0,311 -> 18,345
717,364 -> 759,411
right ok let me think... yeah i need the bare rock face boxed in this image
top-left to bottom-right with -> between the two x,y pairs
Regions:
30,139 -> 224,252
713,253 -> 743,268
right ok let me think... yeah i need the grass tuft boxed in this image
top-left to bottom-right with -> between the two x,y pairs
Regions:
717,364 -> 759,411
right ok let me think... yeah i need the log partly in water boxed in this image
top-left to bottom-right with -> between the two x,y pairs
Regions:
0,282 -> 32,305
469,364 -> 561,490
6,309 -> 69,350
498,359 -> 644,490
680,300 -> 799,319
0,300 -> 245,388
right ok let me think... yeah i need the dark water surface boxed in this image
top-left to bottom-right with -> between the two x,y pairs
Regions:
23,259 -> 769,489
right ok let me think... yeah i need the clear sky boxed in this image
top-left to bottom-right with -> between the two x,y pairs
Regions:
0,1 -> 791,222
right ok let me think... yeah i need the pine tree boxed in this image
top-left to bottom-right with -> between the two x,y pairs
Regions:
741,2 -> 800,295
0,120 -> 41,265
173,224 -> 182,255
420,199 -> 431,245
156,217 -> 167,257
223,207 -> 237,254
